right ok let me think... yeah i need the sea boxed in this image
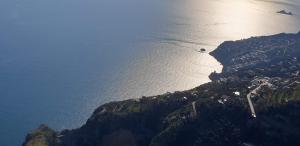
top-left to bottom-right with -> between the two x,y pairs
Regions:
0,0 -> 300,145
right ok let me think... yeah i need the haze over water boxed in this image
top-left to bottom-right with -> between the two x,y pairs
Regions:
0,0 -> 300,145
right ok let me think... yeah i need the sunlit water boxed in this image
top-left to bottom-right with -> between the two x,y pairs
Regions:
0,0 -> 300,145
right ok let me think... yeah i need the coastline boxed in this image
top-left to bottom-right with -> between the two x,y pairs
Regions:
23,32 -> 300,146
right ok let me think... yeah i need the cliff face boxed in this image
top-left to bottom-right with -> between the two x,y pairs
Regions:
23,32 -> 300,146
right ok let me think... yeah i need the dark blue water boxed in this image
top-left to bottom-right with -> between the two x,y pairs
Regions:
1,0 -> 300,145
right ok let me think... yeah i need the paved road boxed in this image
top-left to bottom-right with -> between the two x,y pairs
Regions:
246,81 -> 273,118
246,93 -> 257,118
246,81 -> 270,117
192,101 -> 197,117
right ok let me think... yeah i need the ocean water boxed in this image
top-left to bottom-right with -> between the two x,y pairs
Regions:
0,0 -> 300,145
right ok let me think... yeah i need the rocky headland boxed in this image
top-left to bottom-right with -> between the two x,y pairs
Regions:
277,10 -> 293,15
23,32 -> 300,146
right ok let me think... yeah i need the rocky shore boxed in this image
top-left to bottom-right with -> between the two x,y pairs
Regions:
23,32 -> 300,146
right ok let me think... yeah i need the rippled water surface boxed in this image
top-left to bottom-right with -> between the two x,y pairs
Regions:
0,0 -> 300,145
